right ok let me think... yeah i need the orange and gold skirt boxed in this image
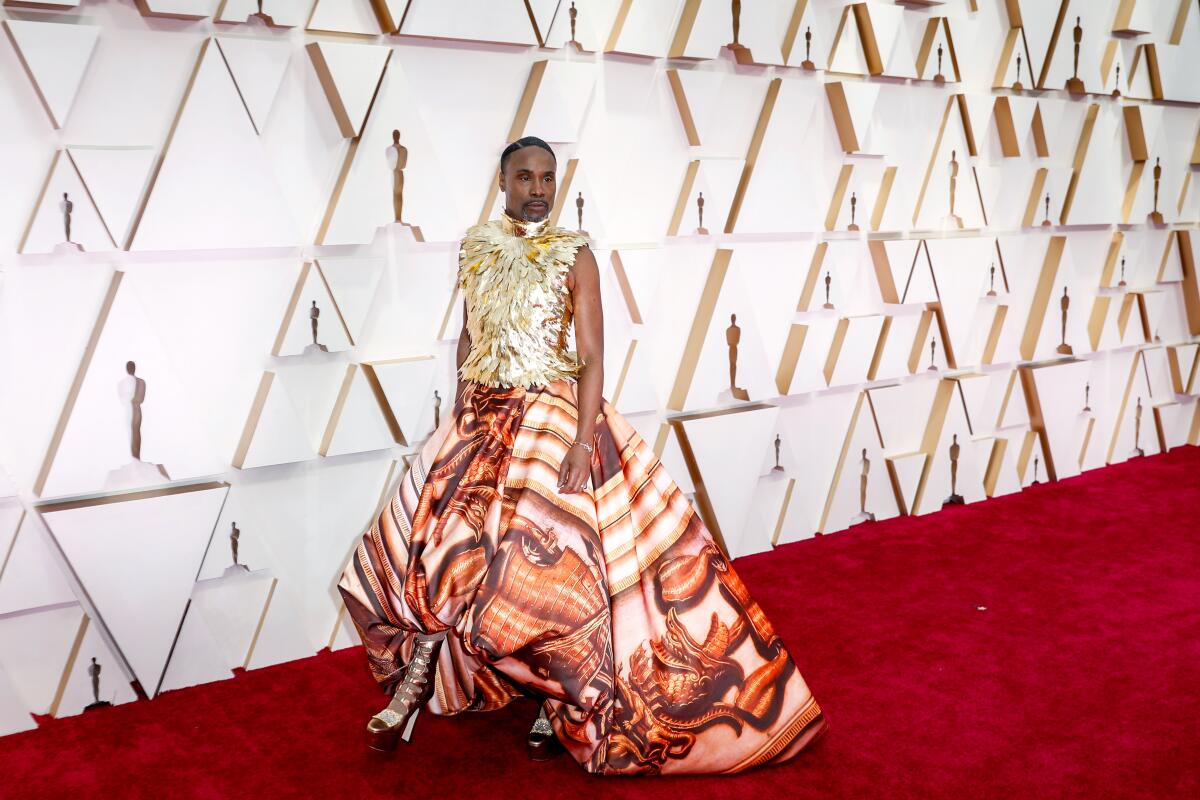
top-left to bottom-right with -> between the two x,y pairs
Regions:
337,379 -> 826,775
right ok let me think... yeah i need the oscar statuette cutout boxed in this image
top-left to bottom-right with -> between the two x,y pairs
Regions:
1056,286 -> 1074,355
568,1 -> 579,49
1129,397 -> 1145,458
850,449 -> 875,525
576,191 -> 590,237
55,192 -> 83,254
772,434 -> 784,472
385,129 -> 423,240
718,313 -> 750,402
105,361 -> 171,489
83,657 -> 112,712
223,521 -> 251,576
305,300 -> 329,354
947,150 -> 963,229
1147,158 -> 1165,226
1065,17 -> 1086,95
801,26 -> 815,71
944,434 -> 964,505
847,191 -> 859,231
252,0 -> 277,26
724,0 -> 753,63
695,191 -> 708,235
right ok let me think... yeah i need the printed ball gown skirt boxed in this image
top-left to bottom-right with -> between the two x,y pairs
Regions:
337,379 -> 827,775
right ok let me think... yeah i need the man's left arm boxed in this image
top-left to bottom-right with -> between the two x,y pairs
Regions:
558,245 -> 604,493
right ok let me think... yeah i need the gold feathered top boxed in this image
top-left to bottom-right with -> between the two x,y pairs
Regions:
457,212 -> 589,389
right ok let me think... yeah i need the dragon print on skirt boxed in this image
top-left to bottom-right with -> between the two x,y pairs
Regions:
337,379 -> 827,775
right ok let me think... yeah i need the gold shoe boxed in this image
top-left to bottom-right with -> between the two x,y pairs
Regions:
526,706 -> 565,761
365,630 -> 446,752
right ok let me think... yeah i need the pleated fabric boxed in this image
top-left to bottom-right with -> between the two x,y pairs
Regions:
337,379 -> 827,775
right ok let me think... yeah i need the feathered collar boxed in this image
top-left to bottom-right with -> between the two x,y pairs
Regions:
499,210 -> 550,238
459,213 -> 586,280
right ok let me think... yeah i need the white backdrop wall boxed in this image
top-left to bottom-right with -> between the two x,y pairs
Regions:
0,0 -> 1198,733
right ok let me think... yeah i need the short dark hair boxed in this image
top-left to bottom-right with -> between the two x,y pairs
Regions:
500,136 -> 556,172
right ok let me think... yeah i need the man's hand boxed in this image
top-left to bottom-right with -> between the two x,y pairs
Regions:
557,444 -> 591,493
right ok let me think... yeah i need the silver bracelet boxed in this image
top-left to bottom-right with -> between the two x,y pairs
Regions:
571,439 -> 594,454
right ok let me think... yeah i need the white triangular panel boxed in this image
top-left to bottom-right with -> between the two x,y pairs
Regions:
43,485 -> 228,693
40,278 -> 225,499
321,365 -> 397,457
0,263 -> 118,493
679,405 -> 779,559
400,0 -> 540,45
0,663 -> 36,736
828,7 -> 870,75
197,491 -> 276,580
0,517 -> 77,616
784,2 -> 826,69
2,20 -> 99,128
988,433 -> 1023,497
886,452 -> 926,516
684,253 -> 774,410
238,373 -> 319,469
67,147 -> 157,249
22,153 -> 113,253
315,257 -> 385,346
742,473 -> 790,557
606,0 -> 685,57
838,81 -> 882,153
0,604 -> 81,715
913,404 -> 986,515
157,593 -> 236,693
822,396 -> 898,533
674,70 -> 770,157
306,40 -> 391,138
307,0 -> 381,35
243,581 -> 313,669
169,569 -> 274,682
215,36 -> 292,134
132,42 -> 298,251
872,380 -> 940,455
368,357 -> 439,444
54,620 -> 138,716
274,361 -> 349,452
276,265 -> 353,356
524,60 -> 597,144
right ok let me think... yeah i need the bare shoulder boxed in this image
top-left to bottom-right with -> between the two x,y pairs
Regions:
568,244 -> 598,292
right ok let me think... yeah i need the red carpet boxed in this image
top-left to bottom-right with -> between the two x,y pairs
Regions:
3,446 -> 1198,799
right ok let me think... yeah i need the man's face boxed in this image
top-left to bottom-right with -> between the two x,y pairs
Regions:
500,146 -> 556,222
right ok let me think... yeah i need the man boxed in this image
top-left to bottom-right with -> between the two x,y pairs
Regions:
338,136 -> 827,775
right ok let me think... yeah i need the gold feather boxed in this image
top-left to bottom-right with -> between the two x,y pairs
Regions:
457,218 -> 588,389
